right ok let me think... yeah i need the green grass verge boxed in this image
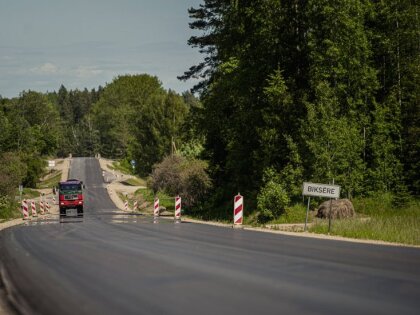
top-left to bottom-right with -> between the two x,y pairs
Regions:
134,188 -> 174,211
21,188 -> 40,199
37,171 -> 62,189
111,161 -> 133,175
269,204 -> 309,224
122,177 -> 146,187
0,203 -> 21,221
310,195 -> 420,245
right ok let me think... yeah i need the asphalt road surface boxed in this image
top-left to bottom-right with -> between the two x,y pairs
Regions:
1,158 -> 419,315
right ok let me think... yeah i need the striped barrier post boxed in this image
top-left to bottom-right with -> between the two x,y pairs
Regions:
124,200 -> 128,211
154,198 -> 160,218
133,200 -> 138,211
52,196 -> 56,204
174,196 -> 181,222
39,201 -> 45,215
46,201 -> 50,213
31,200 -> 37,217
22,200 -> 29,220
234,193 -> 244,226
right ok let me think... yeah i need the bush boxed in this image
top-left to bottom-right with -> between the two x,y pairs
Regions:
150,155 -> 212,208
0,152 -> 27,197
257,180 -> 290,223
0,196 -> 19,220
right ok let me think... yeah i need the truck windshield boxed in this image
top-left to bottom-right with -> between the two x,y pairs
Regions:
59,184 -> 81,191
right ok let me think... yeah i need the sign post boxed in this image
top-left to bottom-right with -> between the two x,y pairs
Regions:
304,197 -> 311,232
302,182 -> 340,233
19,184 -> 23,204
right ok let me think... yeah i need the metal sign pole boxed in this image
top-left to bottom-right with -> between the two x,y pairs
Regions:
328,198 -> 333,233
304,197 -> 310,232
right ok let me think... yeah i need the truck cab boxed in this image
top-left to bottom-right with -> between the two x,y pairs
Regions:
58,179 -> 84,217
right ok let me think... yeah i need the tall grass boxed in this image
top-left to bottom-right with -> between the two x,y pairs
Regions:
310,194 -> 420,245
37,171 -> 62,189
134,188 -> 175,211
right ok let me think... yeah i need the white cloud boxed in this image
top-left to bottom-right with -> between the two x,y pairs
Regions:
74,66 -> 103,78
31,62 -> 58,74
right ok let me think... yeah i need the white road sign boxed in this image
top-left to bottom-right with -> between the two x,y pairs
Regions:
302,182 -> 340,199
48,160 -> 56,167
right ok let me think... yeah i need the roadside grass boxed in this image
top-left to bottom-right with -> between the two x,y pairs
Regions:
21,188 -> 40,199
111,160 -> 133,175
134,188 -> 175,212
0,202 -> 21,221
244,203 -> 310,226
309,195 -> 420,245
122,177 -> 146,187
270,204 -> 310,224
37,171 -> 62,189
116,188 -> 175,213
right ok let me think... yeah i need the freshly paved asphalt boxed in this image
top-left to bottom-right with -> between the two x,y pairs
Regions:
1,158 -> 419,315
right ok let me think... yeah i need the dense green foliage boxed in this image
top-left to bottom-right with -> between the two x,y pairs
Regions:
180,0 -> 419,219
1,1 -> 418,223
150,155 -> 212,208
0,74 -> 198,219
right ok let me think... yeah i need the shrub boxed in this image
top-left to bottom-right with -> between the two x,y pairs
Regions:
257,180 -> 290,223
0,152 -> 27,197
150,155 -> 212,208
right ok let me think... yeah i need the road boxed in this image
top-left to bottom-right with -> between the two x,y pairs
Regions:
1,157 -> 419,315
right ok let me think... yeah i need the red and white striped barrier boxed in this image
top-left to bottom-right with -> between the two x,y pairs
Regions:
39,201 -> 45,215
154,198 -> 160,217
133,200 -> 138,211
22,200 -> 29,220
174,196 -> 181,221
46,202 -> 50,213
31,200 -> 37,217
52,196 -> 56,204
234,193 -> 244,225
124,200 -> 128,211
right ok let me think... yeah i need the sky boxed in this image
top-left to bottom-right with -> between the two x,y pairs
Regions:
0,0 -> 203,98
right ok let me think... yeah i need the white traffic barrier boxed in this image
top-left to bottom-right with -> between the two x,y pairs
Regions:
154,198 -> 160,218
174,196 -> 181,222
31,200 -> 37,217
234,193 -> 244,225
22,200 -> 29,220
39,201 -> 45,215
133,200 -> 138,211
124,200 -> 128,211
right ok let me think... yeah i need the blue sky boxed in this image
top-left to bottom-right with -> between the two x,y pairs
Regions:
0,0 -> 203,98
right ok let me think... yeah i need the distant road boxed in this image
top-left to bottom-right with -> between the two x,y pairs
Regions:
1,158 -> 419,315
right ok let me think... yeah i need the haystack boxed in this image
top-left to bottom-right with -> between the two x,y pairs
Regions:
316,199 -> 355,219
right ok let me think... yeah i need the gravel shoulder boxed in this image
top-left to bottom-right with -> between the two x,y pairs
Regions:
98,158 -> 145,211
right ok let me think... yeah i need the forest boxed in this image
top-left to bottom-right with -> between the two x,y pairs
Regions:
0,0 -> 418,223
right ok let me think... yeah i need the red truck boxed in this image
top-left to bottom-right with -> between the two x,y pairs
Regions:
58,179 -> 85,217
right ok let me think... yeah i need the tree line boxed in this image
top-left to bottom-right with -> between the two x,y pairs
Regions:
178,0 -> 419,219
1,0 -> 418,221
0,74 -> 201,218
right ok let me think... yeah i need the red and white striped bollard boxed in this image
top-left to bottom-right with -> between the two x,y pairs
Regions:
154,198 -> 160,218
31,200 -> 37,217
39,201 -> 45,215
234,193 -> 244,226
22,200 -> 29,220
124,200 -> 128,211
133,200 -> 138,211
174,196 -> 181,222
